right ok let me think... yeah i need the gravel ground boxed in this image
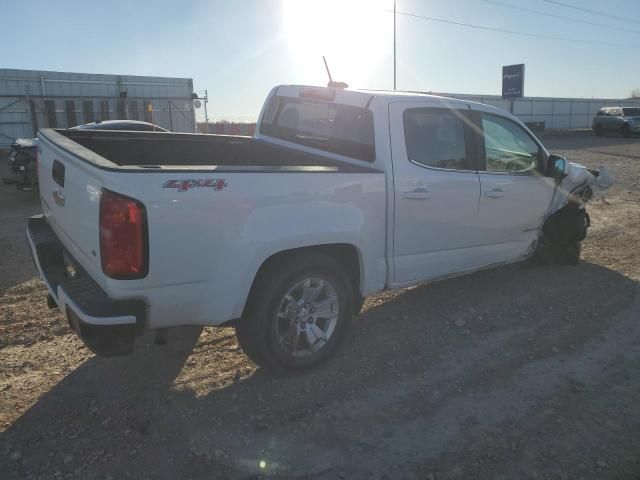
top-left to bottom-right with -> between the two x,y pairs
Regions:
1,132 -> 639,480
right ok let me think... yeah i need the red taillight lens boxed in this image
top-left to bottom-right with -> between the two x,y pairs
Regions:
99,189 -> 148,279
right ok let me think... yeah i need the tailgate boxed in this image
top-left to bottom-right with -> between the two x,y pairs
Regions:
37,129 -> 107,288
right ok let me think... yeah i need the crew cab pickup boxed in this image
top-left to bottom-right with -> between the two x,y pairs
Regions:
28,85 -> 612,373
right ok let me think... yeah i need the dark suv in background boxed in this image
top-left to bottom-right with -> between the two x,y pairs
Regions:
593,106 -> 640,137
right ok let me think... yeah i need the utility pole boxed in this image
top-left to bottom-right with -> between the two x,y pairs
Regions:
393,0 -> 397,90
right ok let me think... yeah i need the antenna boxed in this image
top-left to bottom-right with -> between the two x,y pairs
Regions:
322,56 -> 348,89
323,56 -> 333,84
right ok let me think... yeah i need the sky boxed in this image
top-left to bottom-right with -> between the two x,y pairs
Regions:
2,0 -> 640,121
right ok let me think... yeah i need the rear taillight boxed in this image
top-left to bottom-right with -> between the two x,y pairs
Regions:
99,189 -> 148,279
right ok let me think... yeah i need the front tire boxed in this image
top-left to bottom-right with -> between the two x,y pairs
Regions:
236,253 -> 354,374
533,242 -> 581,266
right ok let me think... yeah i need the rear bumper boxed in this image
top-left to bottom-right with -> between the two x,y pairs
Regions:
27,215 -> 146,355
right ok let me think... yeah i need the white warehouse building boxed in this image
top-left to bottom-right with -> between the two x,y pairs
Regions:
0,68 -> 197,147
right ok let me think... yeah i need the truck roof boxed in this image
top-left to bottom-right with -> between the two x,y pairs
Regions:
275,84 -> 486,110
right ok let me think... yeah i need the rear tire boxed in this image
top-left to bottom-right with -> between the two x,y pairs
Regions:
593,125 -> 603,136
236,253 -> 354,375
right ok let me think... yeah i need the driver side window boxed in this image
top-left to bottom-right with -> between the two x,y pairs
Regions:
481,114 -> 539,173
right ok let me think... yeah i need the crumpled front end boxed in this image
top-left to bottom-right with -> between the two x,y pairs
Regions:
536,163 -> 615,265
552,163 -> 615,210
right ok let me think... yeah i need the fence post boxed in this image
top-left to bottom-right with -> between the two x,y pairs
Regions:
168,101 -> 174,132
530,99 -> 533,122
569,100 -> 573,129
28,98 -> 39,136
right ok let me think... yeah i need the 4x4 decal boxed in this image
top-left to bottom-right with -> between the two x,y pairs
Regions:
163,179 -> 228,192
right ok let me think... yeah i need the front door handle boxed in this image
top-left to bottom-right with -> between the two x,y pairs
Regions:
405,188 -> 430,200
484,188 -> 503,199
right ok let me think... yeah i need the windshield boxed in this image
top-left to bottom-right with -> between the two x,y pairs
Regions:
622,108 -> 640,117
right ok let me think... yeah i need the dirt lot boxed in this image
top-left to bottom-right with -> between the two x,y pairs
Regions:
1,132 -> 639,480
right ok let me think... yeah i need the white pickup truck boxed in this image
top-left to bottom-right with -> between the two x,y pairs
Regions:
28,84 -> 612,373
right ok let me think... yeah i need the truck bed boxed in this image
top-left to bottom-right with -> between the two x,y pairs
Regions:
34,123 -> 387,337
47,129 -> 371,171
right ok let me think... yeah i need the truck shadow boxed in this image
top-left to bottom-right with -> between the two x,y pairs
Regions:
2,260 -> 638,479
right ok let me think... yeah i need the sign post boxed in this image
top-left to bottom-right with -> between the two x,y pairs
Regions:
502,64 -> 525,113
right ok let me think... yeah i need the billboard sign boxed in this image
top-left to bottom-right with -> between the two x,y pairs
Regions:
502,64 -> 525,99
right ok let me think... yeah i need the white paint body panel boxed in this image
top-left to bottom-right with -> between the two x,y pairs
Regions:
34,85 -> 607,330
388,100 -> 484,284
37,129 -> 386,328
477,172 -> 556,262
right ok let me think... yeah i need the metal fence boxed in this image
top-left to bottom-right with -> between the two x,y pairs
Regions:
437,92 -> 640,129
0,69 -> 196,147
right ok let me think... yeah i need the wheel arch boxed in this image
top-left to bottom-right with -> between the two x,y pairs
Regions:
241,243 -> 363,318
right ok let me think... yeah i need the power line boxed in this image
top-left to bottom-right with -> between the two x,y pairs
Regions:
481,0 -> 640,35
391,10 -> 640,48
541,0 -> 640,25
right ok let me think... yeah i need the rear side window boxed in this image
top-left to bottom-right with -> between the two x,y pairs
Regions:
622,107 -> 640,117
403,108 -> 470,170
260,97 -> 375,161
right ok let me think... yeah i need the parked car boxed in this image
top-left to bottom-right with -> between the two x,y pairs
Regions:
70,120 -> 169,132
3,137 -> 39,190
28,84 -> 613,373
592,106 -> 640,137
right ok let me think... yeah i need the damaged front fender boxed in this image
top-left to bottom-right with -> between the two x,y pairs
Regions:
550,162 -> 615,210
534,159 -> 615,265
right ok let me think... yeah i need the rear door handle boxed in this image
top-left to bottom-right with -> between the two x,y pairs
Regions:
52,188 -> 65,207
484,188 -> 503,199
405,188 -> 430,200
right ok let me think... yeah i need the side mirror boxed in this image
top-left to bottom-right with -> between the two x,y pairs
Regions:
549,154 -> 568,182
